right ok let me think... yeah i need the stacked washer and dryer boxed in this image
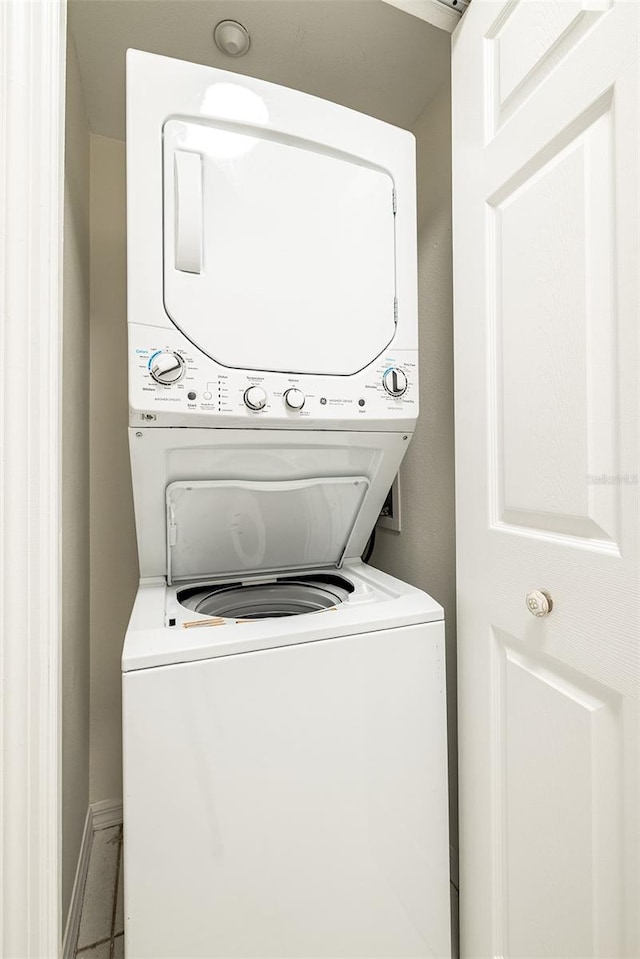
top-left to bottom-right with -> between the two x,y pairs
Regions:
122,50 -> 450,959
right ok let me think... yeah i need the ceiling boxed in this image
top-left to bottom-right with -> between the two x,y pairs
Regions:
69,0 -> 450,140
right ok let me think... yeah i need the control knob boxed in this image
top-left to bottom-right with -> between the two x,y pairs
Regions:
284,388 -> 305,411
382,367 -> 408,397
244,386 -> 267,411
149,351 -> 185,385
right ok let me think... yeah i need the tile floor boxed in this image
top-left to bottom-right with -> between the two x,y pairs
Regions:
74,824 -> 459,959
74,824 -> 124,959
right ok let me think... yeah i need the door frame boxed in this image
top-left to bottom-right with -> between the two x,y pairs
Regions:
0,0 -> 66,955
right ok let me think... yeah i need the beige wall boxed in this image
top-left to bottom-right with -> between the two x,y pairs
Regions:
89,134 -> 138,803
372,79 -> 458,861
62,33 -> 91,921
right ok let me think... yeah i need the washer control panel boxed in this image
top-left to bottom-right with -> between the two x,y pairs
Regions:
129,326 -> 417,427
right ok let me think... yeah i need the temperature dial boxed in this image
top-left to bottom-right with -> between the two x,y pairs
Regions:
284,388 -> 305,411
244,386 -> 267,411
149,351 -> 185,385
382,367 -> 408,397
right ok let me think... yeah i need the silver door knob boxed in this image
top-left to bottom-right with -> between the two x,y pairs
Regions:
526,589 -> 553,617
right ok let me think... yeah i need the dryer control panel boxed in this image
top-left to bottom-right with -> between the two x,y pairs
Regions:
129,324 -> 417,430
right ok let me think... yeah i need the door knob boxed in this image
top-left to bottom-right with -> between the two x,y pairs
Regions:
526,589 -> 553,617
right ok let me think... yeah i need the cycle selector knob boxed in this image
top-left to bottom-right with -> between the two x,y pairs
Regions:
244,386 -> 267,411
382,367 -> 408,397
284,388 -> 305,411
149,351 -> 185,385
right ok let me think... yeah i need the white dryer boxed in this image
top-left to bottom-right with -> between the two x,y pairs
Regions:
123,51 -> 450,959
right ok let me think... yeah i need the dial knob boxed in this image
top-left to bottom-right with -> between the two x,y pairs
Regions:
244,386 -> 267,411
149,351 -> 185,385
284,388 -> 305,411
382,367 -> 408,397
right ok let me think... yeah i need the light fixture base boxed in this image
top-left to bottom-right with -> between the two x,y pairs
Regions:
213,20 -> 251,58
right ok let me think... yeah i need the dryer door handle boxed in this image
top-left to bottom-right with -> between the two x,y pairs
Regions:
174,150 -> 202,274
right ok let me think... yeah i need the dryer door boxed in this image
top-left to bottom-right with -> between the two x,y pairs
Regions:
163,119 -> 397,376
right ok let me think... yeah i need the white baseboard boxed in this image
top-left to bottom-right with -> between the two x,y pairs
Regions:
61,809 -> 92,959
61,800 -> 124,959
91,798 -> 123,831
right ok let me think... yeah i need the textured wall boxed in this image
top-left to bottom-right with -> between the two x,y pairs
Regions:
89,134 -> 138,803
62,31 -> 91,922
372,78 -> 458,864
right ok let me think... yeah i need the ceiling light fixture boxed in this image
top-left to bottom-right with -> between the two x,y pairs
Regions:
213,20 -> 251,58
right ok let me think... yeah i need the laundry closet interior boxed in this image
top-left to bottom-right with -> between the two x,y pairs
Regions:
62,0 -> 457,953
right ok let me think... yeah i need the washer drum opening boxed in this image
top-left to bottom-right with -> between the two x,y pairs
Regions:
177,573 -> 354,620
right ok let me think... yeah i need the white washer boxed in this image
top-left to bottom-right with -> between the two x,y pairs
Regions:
123,563 -> 449,959
123,51 -> 451,959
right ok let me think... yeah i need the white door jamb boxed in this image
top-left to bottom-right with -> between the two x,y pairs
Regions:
0,1 -> 67,956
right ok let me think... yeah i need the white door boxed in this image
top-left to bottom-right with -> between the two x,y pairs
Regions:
452,2 -> 639,957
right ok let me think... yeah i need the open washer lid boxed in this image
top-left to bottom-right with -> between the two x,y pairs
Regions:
166,477 -> 370,584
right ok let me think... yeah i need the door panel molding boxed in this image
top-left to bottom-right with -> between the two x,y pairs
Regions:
485,0 -> 612,138
491,628 -> 624,958
487,92 -> 620,550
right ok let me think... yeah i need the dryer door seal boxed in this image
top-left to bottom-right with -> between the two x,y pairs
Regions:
165,476 -> 370,584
